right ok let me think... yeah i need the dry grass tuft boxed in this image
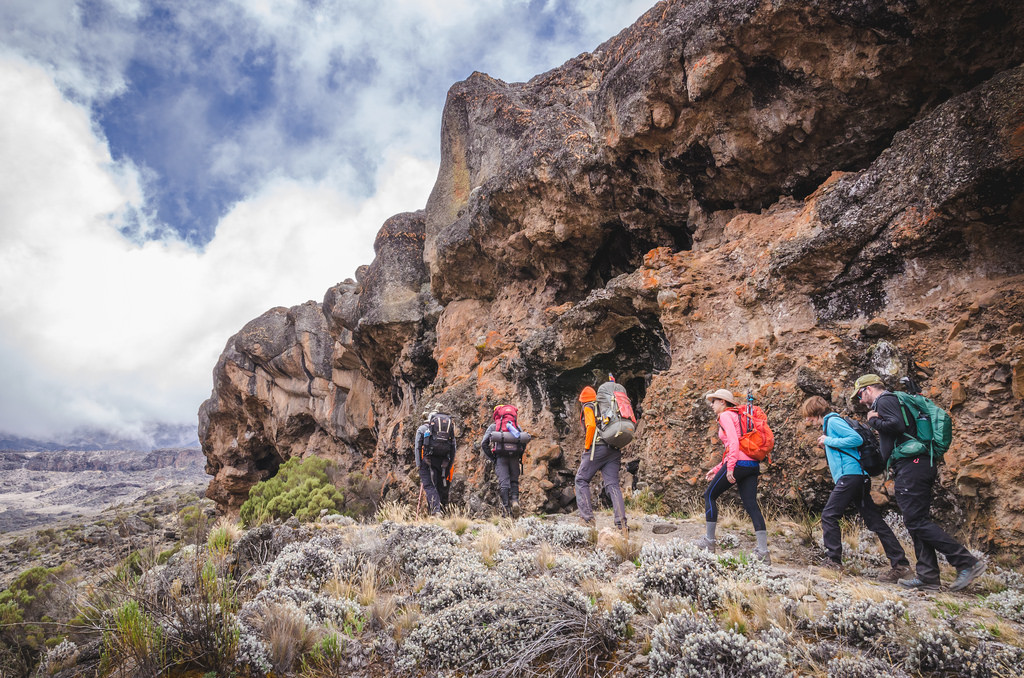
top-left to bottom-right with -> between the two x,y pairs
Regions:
369,593 -> 397,630
847,582 -> 897,603
358,562 -> 379,606
607,531 -> 642,564
391,604 -> 421,643
496,517 -> 528,541
376,500 -> 413,524
535,542 -> 556,571
262,602 -> 320,675
441,505 -> 473,535
645,593 -> 695,622
718,503 -> 746,530
475,529 -> 503,567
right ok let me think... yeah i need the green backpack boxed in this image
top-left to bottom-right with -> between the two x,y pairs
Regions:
889,391 -> 953,466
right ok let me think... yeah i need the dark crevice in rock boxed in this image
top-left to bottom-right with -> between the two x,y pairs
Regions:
742,56 -> 802,109
548,319 -> 671,439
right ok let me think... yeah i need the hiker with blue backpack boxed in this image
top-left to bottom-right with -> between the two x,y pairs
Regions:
853,374 -> 986,591
479,404 -> 532,517
801,395 -> 910,580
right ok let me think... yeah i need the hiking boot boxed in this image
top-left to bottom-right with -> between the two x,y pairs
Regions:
949,560 -> 987,592
579,517 -> 596,528
898,576 -> 940,591
878,565 -> 911,583
753,547 -> 771,565
817,558 -> 843,572
510,501 -> 521,519
695,535 -> 716,553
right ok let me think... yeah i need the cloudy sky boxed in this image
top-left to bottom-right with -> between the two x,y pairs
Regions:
0,0 -> 651,444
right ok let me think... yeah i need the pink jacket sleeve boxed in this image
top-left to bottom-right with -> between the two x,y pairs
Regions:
712,410 -> 743,475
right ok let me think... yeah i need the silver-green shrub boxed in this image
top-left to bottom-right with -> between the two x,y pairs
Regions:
817,598 -> 906,645
648,612 -> 789,678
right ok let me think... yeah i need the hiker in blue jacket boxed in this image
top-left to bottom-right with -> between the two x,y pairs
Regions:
802,396 -> 910,581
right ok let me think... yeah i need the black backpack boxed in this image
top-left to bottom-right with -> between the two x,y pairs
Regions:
427,413 -> 454,456
834,415 -> 885,476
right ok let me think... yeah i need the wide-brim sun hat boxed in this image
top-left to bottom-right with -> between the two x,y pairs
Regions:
704,389 -> 739,406
851,374 -> 884,399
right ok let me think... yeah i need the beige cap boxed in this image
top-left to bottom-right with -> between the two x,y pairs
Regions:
704,389 -> 739,406
851,374 -> 884,399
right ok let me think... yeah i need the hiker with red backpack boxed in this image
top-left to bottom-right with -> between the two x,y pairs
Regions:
479,404 -> 532,517
575,376 -> 635,534
853,374 -> 985,591
698,388 -> 771,563
414,405 -> 457,516
801,395 -> 910,580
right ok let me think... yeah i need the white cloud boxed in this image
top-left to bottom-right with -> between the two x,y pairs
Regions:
0,55 -> 434,437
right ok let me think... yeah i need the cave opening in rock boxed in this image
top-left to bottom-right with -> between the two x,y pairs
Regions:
550,318 -> 671,440
582,220 -> 692,295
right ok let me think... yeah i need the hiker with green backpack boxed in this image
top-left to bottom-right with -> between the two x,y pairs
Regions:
801,395 -> 910,580
853,374 -> 985,591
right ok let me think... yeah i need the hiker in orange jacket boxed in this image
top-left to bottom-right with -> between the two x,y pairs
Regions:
574,386 -> 627,532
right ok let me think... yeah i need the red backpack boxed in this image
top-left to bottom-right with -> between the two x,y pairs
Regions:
493,405 -> 519,434
726,399 -> 774,462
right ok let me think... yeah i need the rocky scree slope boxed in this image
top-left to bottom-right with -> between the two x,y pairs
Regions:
200,0 -> 1024,549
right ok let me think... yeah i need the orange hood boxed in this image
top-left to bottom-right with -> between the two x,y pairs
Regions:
578,386 -> 596,403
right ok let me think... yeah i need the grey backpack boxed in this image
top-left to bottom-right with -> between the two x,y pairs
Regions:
594,381 -> 637,452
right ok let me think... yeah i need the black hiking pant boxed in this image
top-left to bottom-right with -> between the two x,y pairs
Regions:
893,456 -> 977,583
494,454 -> 522,513
821,474 -> 909,567
705,464 -> 765,532
418,456 -> 450,515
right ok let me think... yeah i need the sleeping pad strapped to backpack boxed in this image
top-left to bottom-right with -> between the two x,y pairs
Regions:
489,405 -> 531,455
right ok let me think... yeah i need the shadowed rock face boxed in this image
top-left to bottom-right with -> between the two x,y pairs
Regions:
200,0 -> 1024,549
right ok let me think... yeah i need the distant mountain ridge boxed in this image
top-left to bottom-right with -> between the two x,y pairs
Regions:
0,422 -> 199,452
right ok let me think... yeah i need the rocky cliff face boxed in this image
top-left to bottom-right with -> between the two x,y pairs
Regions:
200,0 -> 1024,549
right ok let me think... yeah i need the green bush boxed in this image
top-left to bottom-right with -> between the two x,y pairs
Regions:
0,565 -> 71,674
240,456 -> 345,527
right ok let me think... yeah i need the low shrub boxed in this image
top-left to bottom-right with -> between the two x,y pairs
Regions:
240,456 -> 345,527
648,612 -> 789,678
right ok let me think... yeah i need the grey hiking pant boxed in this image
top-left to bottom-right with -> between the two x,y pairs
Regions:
575,444 -> 627,528
494,454 -> 521,512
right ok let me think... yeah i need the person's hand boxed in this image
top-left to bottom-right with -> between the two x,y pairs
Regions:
816,435 -> 827,447
866,410 -> 878,420
705,469 -> 716,481
727,470 -> 736,484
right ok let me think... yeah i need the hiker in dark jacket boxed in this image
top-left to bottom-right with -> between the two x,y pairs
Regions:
802,396 -> 909,580
415,405 -> 456,516
479,408 -> 532,518
853,374 -> 985,591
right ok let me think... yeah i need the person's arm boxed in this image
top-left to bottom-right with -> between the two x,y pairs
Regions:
868,394 -> 906,435
480,424 -> 495,462
414,427 -> 425,469
719,410 -> 742,477
822,416 -> 862,451
583,406 -> 597,449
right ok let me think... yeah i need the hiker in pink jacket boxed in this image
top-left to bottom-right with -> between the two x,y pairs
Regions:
697,389 -> 770,563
